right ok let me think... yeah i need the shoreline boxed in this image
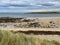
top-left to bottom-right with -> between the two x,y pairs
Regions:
0,16 -> 60,19
0,17 -> 60,42
0,17 -> 60,29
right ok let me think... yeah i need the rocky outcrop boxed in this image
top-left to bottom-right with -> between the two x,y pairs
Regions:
0,17 -> 60,28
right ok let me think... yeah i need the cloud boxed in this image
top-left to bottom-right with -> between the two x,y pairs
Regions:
0,0 -> 60,12
41,3 -> 54,6
48,1 -> 60,5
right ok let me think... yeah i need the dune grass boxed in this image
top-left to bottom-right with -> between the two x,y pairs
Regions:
0,30 -> 60,45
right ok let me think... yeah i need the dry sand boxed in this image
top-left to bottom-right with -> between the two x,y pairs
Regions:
0,18 -> 60,31
26,34 -> 60,43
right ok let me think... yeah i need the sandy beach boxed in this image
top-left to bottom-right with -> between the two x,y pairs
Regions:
0,17 -> 60,43
0,17 -> 60,31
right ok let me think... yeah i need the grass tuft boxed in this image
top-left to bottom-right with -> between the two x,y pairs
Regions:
0,30 -> 59,45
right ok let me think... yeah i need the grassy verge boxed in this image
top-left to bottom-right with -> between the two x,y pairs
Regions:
0,30 -> 60,45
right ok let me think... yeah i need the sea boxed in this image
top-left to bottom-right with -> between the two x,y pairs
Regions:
0,13 -> 60,18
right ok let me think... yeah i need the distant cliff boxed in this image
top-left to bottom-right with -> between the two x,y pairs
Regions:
27,12 -> 60,14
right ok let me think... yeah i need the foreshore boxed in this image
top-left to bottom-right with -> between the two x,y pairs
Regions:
0,17 -> 60,31
0,17 -> 60,43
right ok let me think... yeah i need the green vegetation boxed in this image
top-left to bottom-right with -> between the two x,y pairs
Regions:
0,30 -> 59,45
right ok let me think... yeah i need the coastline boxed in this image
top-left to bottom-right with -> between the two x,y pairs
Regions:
0,17 -> 60,31
26,12 -> 60,14
0,17 -> 60,43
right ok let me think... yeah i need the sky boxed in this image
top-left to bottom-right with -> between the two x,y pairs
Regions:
0,0 -> 60,13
